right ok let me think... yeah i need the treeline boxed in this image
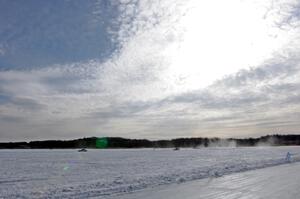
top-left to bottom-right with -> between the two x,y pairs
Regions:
1,134 -> 300,149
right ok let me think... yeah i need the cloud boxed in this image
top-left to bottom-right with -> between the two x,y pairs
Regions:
0,89 -> 45,112
268,0 -> 300,28
1,0 -> 300,141
148,45 -> 300,137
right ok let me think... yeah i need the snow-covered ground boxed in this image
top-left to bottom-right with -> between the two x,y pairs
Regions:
117,161 -> 300,199
1,147 -> 300,198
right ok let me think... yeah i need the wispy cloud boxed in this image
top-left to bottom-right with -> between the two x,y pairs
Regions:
0,0 -> 300,141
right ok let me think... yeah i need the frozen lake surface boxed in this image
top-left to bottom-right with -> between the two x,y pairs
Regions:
1,147 -> 300,198
118,161 -> 300,199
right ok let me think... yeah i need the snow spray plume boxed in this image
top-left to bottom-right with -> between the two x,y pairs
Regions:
208,139 -> 237,147
255,136 -> 278,147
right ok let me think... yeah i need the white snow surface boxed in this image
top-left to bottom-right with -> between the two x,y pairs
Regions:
1,147 -> 300,198
117,161 -> 300,199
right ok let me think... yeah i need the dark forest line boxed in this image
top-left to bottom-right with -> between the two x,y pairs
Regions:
1,134 -> 300,149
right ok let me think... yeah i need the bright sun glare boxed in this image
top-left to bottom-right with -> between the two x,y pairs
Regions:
164,0 -> 290,91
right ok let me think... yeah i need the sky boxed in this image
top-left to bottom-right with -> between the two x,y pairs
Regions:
1,0 -> 300,141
